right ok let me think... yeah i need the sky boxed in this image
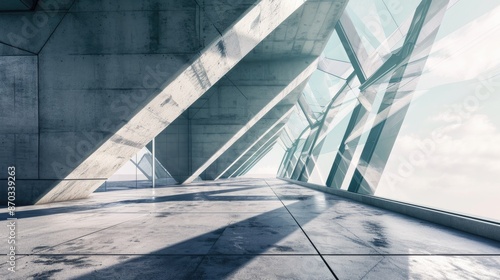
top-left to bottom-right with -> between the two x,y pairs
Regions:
375,2 -> 500,222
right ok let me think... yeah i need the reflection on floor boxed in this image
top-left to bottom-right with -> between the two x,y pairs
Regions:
1,178 -> 499,279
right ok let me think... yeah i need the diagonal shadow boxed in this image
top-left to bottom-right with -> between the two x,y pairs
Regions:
55,196 -> 339,279
1,185 -> 268,220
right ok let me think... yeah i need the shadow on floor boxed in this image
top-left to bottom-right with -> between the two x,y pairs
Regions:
64,198 -> 340,279
3,185 -> 269,220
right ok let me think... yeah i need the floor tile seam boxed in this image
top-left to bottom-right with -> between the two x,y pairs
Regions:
13,213 -> 153,216
359,256 -> 385,279
322,253 -> 500,256
188,221 -> 231,278
326,219 -> 385,255
145,211 -> 287,214
12,253 -> 500,256
383,255 -> 412,272
18,253 -> 326,256
265,179 -> 339,280
270,186 -> 382,257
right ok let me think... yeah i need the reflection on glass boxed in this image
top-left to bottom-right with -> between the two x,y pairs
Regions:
376,3 -> 500,222
284,129 -> 309,178
291,126 -> 319,180
323,31 -> 350,62
307,101 -> 356,185
277,0 -> 500,223
97,145 -> 176,192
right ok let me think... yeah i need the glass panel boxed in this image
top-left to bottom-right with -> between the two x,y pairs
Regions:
375,3 -> 500,222
323,30 -> 350,62
336,81 -> 388,190
343,0 -> 420,77
283,128 -> 310,179
96,137 -> 177,192
307,71 -> 344,106
342,0 -> 450,195
346,0 -> 399,54
285,105 -> 310,139
279,130 -> 294,149
318,57 -> 352,80
278,0 -> 500,224
307,87 -> 359,185
277,146 -> 292,177
96,147 -> 153,191
291,125 -> 319,180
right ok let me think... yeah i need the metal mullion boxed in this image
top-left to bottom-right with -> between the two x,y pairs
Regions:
348,0 -> 449,194
336,16 -> 368,83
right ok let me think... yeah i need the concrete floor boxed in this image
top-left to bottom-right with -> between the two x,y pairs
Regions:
1,178 -> 500,279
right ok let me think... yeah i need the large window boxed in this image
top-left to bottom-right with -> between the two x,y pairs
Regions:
278,0 -> 500,222
375,1 -> 500,222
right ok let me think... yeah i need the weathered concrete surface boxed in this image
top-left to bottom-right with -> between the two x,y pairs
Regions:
0,43 -> 33,55
155,57 -> 316,183
183,59 -> 316,183
150,113 -> 191,184
156,0 -> 349,184
157,98 -> 296,183
181,0 -> 349,182
0,0 -> 71,54
36,0 -> 310,204
0,56 -> 39,205
0,0 -> 351,204
1,0 -> 313,205
0,0 -> 37,11
1,178 -> 499,279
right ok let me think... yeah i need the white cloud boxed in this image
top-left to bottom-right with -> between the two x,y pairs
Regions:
419,5 -> 500,87
377,113 -> 500,221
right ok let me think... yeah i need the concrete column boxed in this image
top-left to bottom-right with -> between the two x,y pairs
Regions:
183,58 -> 317,183
208,105 -> 295,180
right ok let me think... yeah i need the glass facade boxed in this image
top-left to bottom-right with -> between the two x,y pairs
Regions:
278,0 -> 500,223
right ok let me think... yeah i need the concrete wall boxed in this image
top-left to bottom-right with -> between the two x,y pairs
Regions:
0,0 -> 270,204
190,58 -> 315,181
153,114 -> 191,182
1,0 -> 313,204
0,0 -> 347,204
153,0 -> 349,184
0,55 -> 38,204
222,122 -> 285,178
204,102 -> 295,180
155,57 -> 315,183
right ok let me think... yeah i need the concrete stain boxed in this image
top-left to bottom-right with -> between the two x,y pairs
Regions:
31,269 -> 64,279
217,41 -> 226,57
363,221 -> 390,248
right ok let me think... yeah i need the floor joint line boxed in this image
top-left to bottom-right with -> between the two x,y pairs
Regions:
265,179 -> 339,280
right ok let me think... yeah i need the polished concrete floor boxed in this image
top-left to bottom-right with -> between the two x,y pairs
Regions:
1,178 -> 500,279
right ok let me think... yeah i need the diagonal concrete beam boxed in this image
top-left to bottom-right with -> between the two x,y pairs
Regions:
224,119 -> 288,178
145,57 -> 315,184
150,0 -> 350,185
230,129 -> 283,177
183,60 -> 317,184
35,0 -> 309,204
200,104 -> 295,181
226,125 -> 286,178
239,141 -> 277,176
213,106 -> 295,180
